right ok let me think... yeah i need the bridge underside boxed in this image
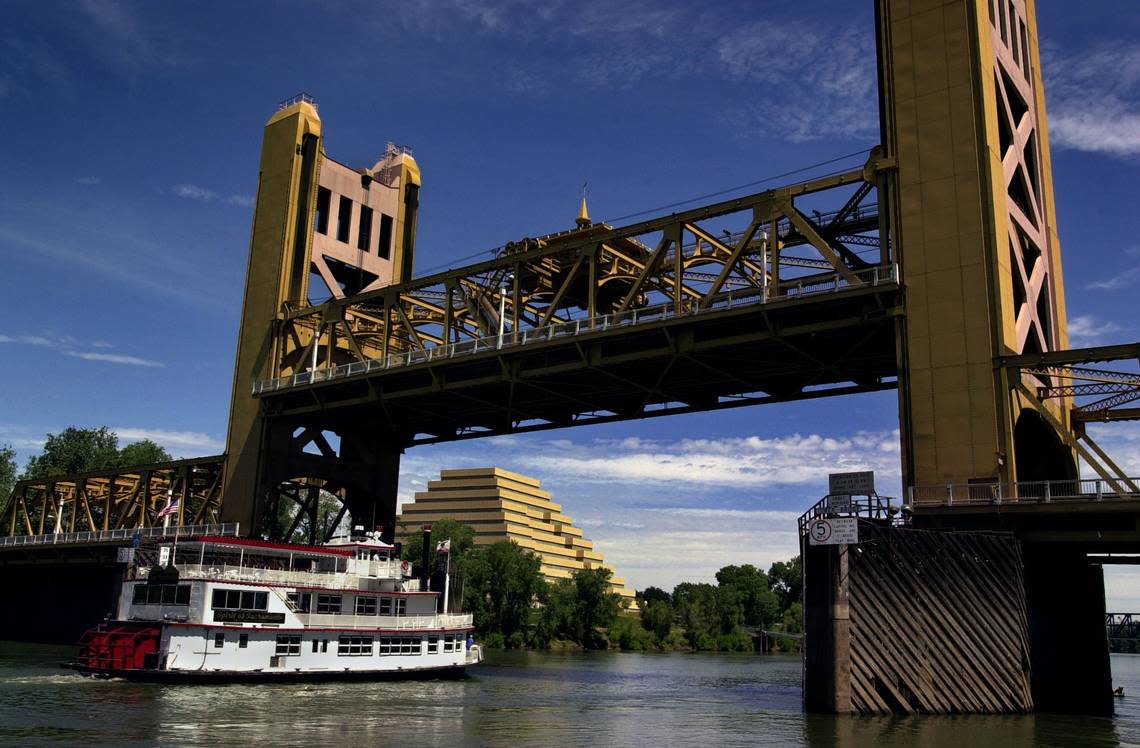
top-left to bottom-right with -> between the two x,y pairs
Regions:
262,284 -> 902,444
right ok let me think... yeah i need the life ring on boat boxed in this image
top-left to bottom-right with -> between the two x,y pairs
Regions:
400,560 -> 411,575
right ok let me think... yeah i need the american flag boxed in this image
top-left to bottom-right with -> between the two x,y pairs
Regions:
157,500 -> 180,519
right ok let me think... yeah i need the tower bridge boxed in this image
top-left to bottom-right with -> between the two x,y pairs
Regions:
3,0 -> 1140,716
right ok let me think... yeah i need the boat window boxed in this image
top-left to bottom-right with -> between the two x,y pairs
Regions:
394,598 -> 406,617
379,596 -> 392,616
337,636 -> 374,656
378,636 -> 422,656
212,588 -> 269,611
275,635 -> 301,656
316,594 -> 342,614
239,634 -> 249,649
355,596 -> 378,615
443,635 -> 456,653
133,583 -> 192,606
427,636 -> 439,654
214,633 -> 225,649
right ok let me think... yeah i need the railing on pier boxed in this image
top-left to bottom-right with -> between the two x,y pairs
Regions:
909,477 -> 1140,507
0,523 -> 240,549
797,492 -> 903,536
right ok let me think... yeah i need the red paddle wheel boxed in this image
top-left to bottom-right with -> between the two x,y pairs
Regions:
74,622 -> 162,673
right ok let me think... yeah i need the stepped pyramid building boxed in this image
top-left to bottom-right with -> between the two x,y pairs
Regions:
398,467 -> 636,606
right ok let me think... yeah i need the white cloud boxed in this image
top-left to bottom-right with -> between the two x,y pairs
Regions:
1085,266 -> 1140,291
0,332 -> 164,368
1046,40 -> 1140,157
65,351 -> 164,367
173,184 -> 219,202
397,429 -> 901,591
173,184 -> 253,208
114,427 -> 225,454
1067,314 -> 1126,348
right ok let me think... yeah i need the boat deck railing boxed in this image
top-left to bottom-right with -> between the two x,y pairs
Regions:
138,561 -> 407,589
296,612 -> 474,630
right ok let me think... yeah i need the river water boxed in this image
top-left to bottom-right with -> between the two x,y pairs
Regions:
2,642 -> 1139,747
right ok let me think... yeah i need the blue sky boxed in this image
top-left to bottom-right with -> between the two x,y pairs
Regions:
2,1 -> 1139,599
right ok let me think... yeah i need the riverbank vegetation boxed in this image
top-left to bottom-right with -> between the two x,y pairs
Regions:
402,519 -> 803,653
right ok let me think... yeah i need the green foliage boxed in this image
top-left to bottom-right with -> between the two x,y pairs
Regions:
768,555 -> 803,611
21,427 -> 176,481
781,602 -> 803,634
24,427 -> 120,479
715,564 -> 781,628
275,490 -> 347,544
609,615 -> 658,651
638,586 -> 671,606
116,439 -> 173,467
400,518 -> 476,574
539,567 -> 621,649
0,444 -> 16,504
464,540 -> 545,645
641,599 -> 674,641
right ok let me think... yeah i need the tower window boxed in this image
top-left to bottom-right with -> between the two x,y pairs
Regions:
315,187 -> 331,235
378,213 -> 393,259
336,196 -> 353,244
358,206 -> 374,252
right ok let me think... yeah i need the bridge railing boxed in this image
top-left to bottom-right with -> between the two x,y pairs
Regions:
255,263 -> 898,395
0,523 -> 240,548
909,477 -> 1140,507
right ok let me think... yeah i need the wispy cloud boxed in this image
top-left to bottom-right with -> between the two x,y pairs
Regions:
1085,266 -> 1140,291
1068,314 -> 1127,347
0,332 -> 164,368
75,176 -> 101,186
383,1 -> 876,143
172,183 -> 254,208
114,427 -> 225,454
397,428 -> 902,590
1046,40 -> 1140,157
65,351 -> 163,367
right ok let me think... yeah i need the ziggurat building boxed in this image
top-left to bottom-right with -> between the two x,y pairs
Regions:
398,468 -> 636,605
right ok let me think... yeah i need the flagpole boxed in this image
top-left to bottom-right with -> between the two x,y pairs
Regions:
443,548 -> 450,615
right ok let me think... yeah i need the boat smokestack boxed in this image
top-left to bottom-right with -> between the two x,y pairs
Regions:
420,524 -> 432,592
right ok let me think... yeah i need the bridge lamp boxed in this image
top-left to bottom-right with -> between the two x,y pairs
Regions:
498,273 -> 514,349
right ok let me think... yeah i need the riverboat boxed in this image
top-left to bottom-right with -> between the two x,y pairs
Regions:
66,528 -> 481,681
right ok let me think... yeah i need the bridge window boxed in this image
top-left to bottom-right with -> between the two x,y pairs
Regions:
1020,22 -> 1030,81
315,187 -> 331,235
999,0 -> 1007,44
133,583 -> 191,606
378,213 -> 393,259
275,634 -> 301,656
358,205 -> 373,252
336,196 -> 353,244
337,635 -> 374,656
355,596 -> 378,615
211,588 -> 269,611
316,594 -> 342,613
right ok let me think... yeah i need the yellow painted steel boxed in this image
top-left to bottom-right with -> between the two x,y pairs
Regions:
882,0 -> 1071,491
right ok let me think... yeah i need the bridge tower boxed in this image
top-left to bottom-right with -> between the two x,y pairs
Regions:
222,95 -> 421,540
879,0 -> 1074,491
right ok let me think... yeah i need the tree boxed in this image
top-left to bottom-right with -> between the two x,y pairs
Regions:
463,540 -> 545,644
715,564 -> 780,628
116,439 -> 172,467
23,427 -> 120,479
768,555 -> 803,612
571,567 -> 621,648
638,586 -> 671,607
641,599 -> 674,641
0,444 -> 16,503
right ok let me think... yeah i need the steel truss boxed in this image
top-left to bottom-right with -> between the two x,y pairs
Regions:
1,456 -> 226,538
265,155 -> 895,388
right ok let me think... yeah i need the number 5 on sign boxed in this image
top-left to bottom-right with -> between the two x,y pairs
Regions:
808,518 -> 859,545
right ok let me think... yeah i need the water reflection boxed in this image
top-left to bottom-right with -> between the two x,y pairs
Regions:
2,643 -> 1139,747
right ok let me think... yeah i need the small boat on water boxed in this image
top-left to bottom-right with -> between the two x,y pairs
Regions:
66,528 -> 481,681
